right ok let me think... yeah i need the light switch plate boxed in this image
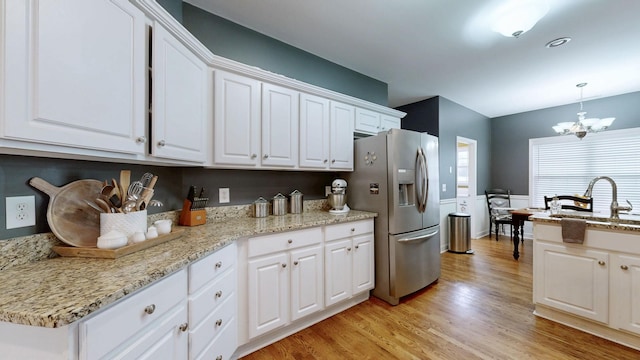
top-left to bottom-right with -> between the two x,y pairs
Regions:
6,196 -> 36,229
219,188 -> 230,203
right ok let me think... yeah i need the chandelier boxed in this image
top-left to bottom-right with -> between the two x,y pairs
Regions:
552,83 -> 615,139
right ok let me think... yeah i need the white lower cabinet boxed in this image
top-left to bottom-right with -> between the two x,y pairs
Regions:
533,242 -> 609,323
187,243 -> 237,360
79,269 -> 189,360
533,223 -> 640,350
246,227 -> 323,339
610,253 -> 640,336
325,220 -> 374,306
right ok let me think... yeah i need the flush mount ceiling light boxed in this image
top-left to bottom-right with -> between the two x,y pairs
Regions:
491,0 -> 550,38
553,83 -> 615,139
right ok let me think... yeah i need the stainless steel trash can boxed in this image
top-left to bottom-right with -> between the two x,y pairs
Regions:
448,212 -> 473,254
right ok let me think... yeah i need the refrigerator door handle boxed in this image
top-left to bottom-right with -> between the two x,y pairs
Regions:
415,147 -> 427,213
397,229 -> 439,242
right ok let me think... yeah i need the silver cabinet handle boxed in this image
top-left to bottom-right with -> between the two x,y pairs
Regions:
215,319 -> 223,327
331,159 -> 336,163
144,304 -> 156,314
282,263 -> 287,268
263,154 -> 269,159
136,136 -> 146,144
347,247 -> 352,252
355,245 -> 360,249
157,140 -> 166,147
598,260 -> 606,266
215,290 -> 223,298
215,261 -> 222,268
251,154 -> 257,159
351,228 -> 355,232
294,260 -> 299,265
621,265 -> 629,270
216,356 -> 223,360
179,323 -> 188,332
288,239 -> 293,244
323,159 -> 328,163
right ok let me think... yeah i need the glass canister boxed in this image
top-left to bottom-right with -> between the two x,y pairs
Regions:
289,190 -> 303,214
253,197 -> 269,218
272,193 -> 287,216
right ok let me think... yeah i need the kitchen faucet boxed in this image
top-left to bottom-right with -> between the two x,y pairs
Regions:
583,176 -> 633,219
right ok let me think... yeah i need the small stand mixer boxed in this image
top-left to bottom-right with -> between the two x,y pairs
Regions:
327,179 -> 350,214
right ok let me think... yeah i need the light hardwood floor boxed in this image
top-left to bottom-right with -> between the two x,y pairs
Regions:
241,236 -> 640,359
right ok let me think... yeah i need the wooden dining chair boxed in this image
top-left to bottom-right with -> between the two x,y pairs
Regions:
544,195 -> 593,212
485,189 -> 513,241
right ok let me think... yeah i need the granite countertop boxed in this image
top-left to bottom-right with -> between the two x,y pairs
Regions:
529,210 -> 640,233
0,208 -> 376,328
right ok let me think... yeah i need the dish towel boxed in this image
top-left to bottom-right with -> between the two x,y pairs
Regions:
561,218 -> 586,244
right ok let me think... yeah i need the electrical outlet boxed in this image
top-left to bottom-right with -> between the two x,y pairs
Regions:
219,188 -> 230,204
6,196 -> 36,229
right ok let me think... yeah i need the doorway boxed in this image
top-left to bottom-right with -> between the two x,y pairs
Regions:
456,137 -> 477,238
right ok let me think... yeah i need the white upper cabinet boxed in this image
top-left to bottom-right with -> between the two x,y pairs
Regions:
151,23 -> 209,163
261,83 -> 299,168
355,108 -> 401,135
2,0 -> 147,155
299,96 -> 354,171
213,70 -> 261,166
329,101 -> 355,170
299,93 -> 331,169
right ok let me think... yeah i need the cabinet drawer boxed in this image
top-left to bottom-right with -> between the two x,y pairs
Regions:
195,317 -> 237,360
325,220 -> 373,241
79,269 -> 187,360
189,267 -> 236,328
189,242 -> 236,293
248,227 -> 321,257
189,294 -> 236,359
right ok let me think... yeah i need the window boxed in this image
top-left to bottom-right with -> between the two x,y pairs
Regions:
530,127 -> 640,214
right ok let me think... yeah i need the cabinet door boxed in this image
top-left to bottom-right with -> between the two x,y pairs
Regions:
533,242 -> 609,323
290,245 -> 324,321
262,83 -> 298,167
354,108 -> 380,134
325,239 -> 353,306
3,0 -> 146,154
248,252 -> 288,338
329,101 -> 355,170
352,233 -> 374,295
611,253 -> 640,336
151,23 -> 208,163
380,115 -> 401,132
214,70 -> 261,166
299,93 -> 330,169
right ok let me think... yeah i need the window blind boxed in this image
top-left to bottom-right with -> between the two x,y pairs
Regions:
529,127 -> 640,214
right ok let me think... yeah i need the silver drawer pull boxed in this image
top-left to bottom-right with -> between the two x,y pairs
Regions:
347,247 -> 352,252
621,265 -> 629,270
215,290 -> 223,298
294,260 -> 299,265
136,136 -> 146,144
215,261 -> 222,268
355,245 -> 360,249
351,228 -> 355,232
158,140 -> 166,147
216,356 -> 223,360
288,239 -> 293,244
179,323 -> 188,332
598,260 -> 606,266
215,319 -> 223,327
282,263 -> 287,268
144,304 -> 156,315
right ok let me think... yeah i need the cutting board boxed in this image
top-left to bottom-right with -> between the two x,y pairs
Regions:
29,177 -> 104,247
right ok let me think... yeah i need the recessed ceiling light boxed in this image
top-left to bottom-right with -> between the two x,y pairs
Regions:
545,37 -> 572,48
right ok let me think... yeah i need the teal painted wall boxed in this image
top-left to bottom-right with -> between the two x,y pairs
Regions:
181,3 -> 388,106
491,91 -> 640,195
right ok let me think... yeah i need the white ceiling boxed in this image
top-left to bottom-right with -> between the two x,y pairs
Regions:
184,0 -> 640,118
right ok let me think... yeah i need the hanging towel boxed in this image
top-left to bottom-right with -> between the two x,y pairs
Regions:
561,218 -> 586,244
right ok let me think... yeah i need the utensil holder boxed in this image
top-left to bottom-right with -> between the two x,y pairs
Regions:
179,200 -> 206,226
100,210 -> 147,241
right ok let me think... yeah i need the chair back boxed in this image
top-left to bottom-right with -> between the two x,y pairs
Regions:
485,189 -> 512,219
544,195 -> 593,212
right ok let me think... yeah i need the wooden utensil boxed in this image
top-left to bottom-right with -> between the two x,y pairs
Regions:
29,177 -> 103,247
119,170 -> 131,202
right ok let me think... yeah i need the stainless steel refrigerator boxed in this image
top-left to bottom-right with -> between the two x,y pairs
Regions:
345,129 -> 440,305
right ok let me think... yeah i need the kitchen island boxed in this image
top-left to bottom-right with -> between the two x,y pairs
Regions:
531,212 -> 640,351
0,203 -> 376,358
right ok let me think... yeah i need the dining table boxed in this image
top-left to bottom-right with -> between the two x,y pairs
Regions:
509,208 -> 537,260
